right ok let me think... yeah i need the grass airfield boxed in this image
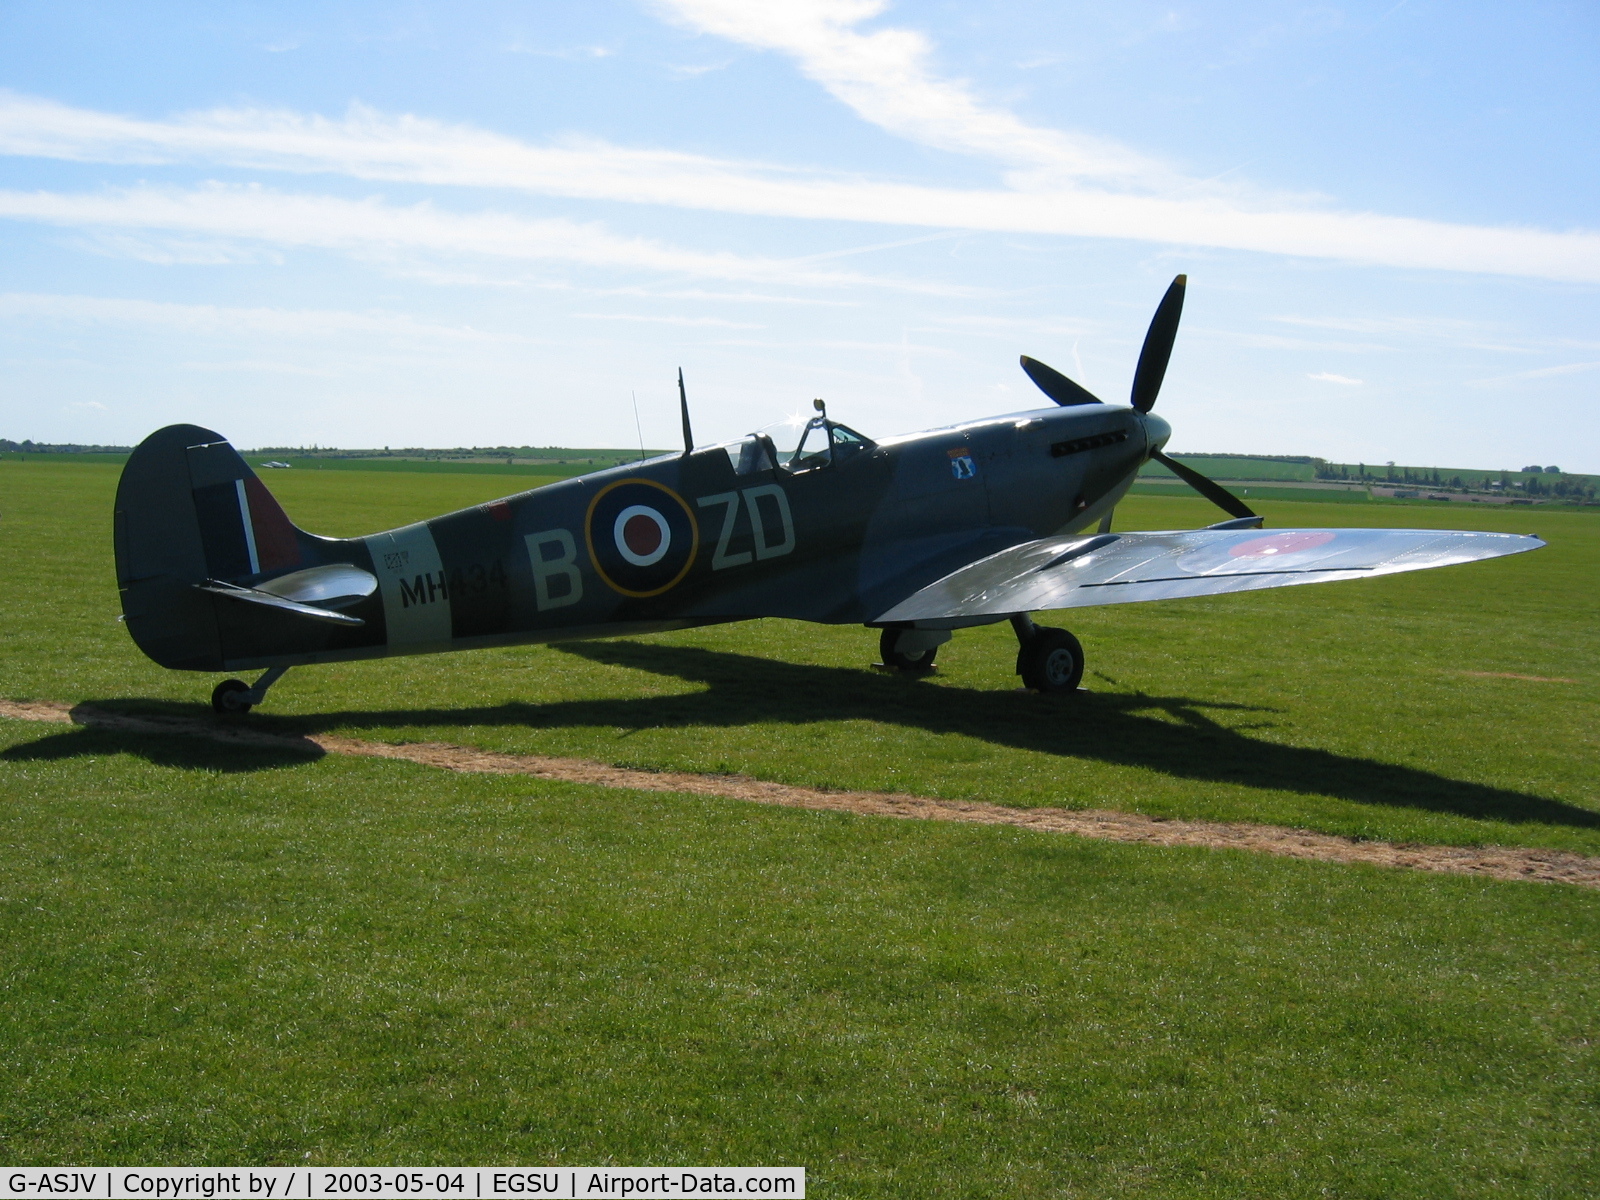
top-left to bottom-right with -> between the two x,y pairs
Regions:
1,460 -> 1596,1194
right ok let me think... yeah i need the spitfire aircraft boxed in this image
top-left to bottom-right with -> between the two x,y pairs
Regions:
113,276 -> 1543,714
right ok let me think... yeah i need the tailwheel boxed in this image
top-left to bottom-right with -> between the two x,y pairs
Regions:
211,678 -> 253,715
878,627 -> 946,672
1016,626 -> 1085,694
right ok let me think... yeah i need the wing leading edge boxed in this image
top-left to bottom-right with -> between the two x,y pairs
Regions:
874,527 -> 1544,623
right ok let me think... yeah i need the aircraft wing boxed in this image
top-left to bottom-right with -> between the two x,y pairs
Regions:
874,527 -> 1544,623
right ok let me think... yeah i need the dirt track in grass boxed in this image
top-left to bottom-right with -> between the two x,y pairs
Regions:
5,697 -> 1597,890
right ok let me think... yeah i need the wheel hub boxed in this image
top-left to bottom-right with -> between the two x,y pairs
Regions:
1043,647 -> 1077,687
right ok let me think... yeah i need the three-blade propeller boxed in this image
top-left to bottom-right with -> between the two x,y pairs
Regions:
1021,274 -> 1258,524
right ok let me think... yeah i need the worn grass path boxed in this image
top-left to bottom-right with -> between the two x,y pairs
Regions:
4,698 -> 1596,889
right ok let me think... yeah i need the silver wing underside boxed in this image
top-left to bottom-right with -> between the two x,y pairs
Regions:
875,527 -> 1544,623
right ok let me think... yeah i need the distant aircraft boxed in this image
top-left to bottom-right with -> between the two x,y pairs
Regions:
113,277 -> 1543,713
258,461 -> 292,469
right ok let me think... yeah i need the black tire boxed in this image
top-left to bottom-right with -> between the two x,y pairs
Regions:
1016,627 -> 1084,693
211,678 -> 253,715
879,627 -> 939,672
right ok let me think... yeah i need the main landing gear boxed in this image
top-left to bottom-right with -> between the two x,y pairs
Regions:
210,665 -> 291,715
1011,614 -> 1085,693
876,617 -> 1085,693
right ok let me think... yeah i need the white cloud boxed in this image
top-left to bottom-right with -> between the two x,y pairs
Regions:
0,291 -> 503,341
573,312 -> 762,327
72,232 -> 285,266
1273,315 -> 1596,357
1274,314 -> 1490,338
505,42 -> 613,59
1206,329 -> 1390,354
1472,360 -> 1600,385
1,90 -> 1596,283
924,313 -> 1097,341
604,287 -> 860,306
180,359 -> 339,376
0,182 -> 940,290
1308,372 -> 1363,385
652,0 -> 1172,188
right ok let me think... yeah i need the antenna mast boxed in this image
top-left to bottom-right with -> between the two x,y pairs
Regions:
631,390 -> 646,463
677,368 -> 694,455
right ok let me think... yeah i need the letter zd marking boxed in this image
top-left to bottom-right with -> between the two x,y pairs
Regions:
742,484 -> 795,560
696,492 -> 750,570
697,486 -> 796,570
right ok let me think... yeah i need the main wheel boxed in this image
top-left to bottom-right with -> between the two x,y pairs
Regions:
211,679 -> 253,715
879,627 -> 939,672
1016,627 -> 1084,693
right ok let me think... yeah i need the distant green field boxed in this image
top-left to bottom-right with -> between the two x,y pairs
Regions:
253,456 -> 593,477
0,461 -> 1595,1191
0,451 -> 656,473
8,447 -> 1591,496
0,451 -> 129,465
1139,455 -> 1597,494
1130,481 -> 1376,503
1140,456 -> 1317,481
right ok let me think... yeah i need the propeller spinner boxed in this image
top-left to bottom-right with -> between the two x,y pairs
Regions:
1020,274 -> 1259,524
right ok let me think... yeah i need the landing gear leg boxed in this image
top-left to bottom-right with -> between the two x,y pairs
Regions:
1011,614 -> 1085,694
211,665 -> 290,715
878,627 -> 951,672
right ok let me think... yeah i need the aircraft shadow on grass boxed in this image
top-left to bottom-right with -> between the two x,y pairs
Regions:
6,640 -> 1594,830
3,724 -> 317,774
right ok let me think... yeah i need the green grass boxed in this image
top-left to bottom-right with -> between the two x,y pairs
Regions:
1,724 -> 1595,1194
4,461 -> 1594,854
0,460 -> 1596,1190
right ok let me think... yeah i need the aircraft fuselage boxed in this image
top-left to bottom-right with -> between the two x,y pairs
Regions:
126,402 -> 1162,673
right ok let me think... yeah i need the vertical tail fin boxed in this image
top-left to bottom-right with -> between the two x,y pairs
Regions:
115,425 -> 309,669
185,438 -> 304,580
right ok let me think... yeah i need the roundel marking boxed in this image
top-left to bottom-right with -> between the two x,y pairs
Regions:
1227,530 -> 1337,559
614,504 -> 671,566
585,478 -> 700,597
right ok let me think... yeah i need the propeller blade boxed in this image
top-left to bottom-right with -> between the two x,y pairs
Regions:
1020,356 -> 1103,407
1130,275 -> 1186,413
1151,450 -> 1259,522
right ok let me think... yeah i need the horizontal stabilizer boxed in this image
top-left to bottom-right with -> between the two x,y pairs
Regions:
197,580 -> 366,627
875,527 -> 1544,623
253,563 -> 377,608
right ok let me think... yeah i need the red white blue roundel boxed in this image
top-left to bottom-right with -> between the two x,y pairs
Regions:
585,479 -> 700,597
614,505 -> 671,566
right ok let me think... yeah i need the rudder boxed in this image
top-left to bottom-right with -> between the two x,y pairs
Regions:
115,425 -> 309,670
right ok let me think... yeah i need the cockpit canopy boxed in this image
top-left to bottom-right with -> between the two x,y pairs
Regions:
719,417 -> 875,477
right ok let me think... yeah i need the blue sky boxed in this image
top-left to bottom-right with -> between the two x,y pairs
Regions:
0,1 -> 1595,470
